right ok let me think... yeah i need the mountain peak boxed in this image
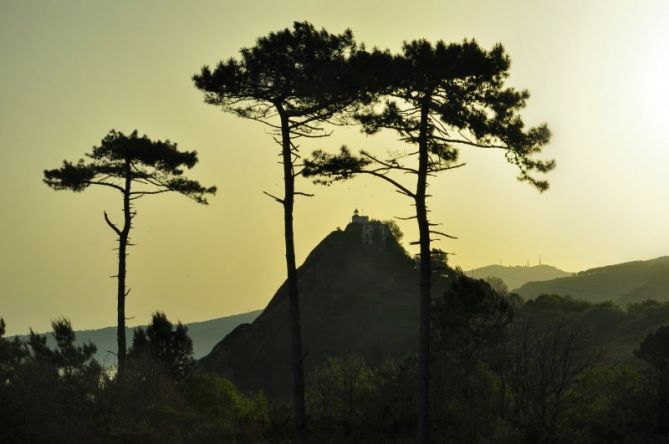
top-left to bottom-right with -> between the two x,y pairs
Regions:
465,264 -> 571,291
200,218 -> 446,398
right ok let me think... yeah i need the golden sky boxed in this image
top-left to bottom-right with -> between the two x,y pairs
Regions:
1,0 -> 668,335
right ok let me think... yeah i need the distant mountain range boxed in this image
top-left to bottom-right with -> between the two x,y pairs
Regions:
465,264 -> 571,290
13,310 -> 261,366
515,256 -> 669,305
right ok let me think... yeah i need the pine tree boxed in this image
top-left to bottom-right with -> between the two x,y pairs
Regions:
193,22 -> 380,441
304,39 -> 553,442
43,130 -> 215,378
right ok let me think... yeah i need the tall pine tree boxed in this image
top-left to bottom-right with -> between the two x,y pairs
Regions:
304,39 -> 553,442
43,130 -> 215,378
193,22 -> 381,441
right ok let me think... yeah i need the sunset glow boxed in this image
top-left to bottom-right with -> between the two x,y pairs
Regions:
1,0 -> 668,335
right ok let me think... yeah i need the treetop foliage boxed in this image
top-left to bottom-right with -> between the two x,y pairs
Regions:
47,318 -> 97,372
305,145 -> 372,185
5,317 -> 100,380
0,318 -> 27,376
305,38 -> 554,192
635,325 -> 669,372
129,311 -> 195,380
43,129 -> 216,204
193,21 -> 388,138
433,272 -> 514,363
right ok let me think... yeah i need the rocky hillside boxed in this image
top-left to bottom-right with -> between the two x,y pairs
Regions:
200,221 -> 448,398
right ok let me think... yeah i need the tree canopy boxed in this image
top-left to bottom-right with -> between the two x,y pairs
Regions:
305,39 -> 553,192
129,311 -> 195,380
192,21 -> 384,137
43,129 -> 216,203
635,325 -> 669,371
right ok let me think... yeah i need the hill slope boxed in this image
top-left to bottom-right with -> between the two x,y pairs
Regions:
515,256 -> 669,304
465,264 -> 570,290
13,310 -> 261,365
200,221 -> 447,398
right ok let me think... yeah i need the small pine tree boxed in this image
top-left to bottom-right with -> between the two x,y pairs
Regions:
129,312 -> 195,380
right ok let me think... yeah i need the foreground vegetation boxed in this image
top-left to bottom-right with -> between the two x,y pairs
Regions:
3,276 -> 669,443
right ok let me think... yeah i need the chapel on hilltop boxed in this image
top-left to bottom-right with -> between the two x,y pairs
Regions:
351,209 -> 389,246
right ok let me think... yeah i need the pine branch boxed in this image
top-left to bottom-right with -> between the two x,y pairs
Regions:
262,190 -> 284,204
430,230 -> 458,240
103,211 -> 121,236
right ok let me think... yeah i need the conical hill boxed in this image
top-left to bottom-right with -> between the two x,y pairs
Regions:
200,220 -> 446,398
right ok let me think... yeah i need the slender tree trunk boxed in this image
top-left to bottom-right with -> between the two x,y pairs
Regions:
659,369 -> 668,439
416,95 -> 432,444
499,374 -> 507,420
116,162 -> 132,380
278,108 -> 307,443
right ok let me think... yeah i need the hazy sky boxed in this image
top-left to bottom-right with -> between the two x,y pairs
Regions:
2,0 -> 668,335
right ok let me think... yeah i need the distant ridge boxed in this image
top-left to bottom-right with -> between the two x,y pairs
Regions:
12,310 -> 261,365
465,264 -> 571,290
515,256 -> 669,305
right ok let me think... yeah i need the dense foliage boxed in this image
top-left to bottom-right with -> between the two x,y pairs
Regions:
0,314 -> 270,443
5,289 -> 669,442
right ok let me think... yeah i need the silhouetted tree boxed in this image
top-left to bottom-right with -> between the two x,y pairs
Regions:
192,22 -> 380,442
33,318 -> 99,379
43,130 -> 215,378
485,276 -> 510,297
306,355 -> 417,442
304,39 -> 553,441
307,354 -> 374,426
635,325 -> 669,438
383,219 -> 404,243
433,273 -> 513,371
430,274 -> 513,440
128,311 -> 195,380
0,318 -> 27,380
0,318 -> 103,443
0,318 -> 28,439
504,316 -> 602,442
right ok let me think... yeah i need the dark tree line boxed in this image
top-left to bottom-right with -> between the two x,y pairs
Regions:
636,325 -> 669,439
0,313 -> 272,443
300,285 -> 669,443
5,288 -> 669,442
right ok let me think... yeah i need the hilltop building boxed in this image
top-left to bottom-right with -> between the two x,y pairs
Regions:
351,209 -> 369,224
350,209 -> 388,246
